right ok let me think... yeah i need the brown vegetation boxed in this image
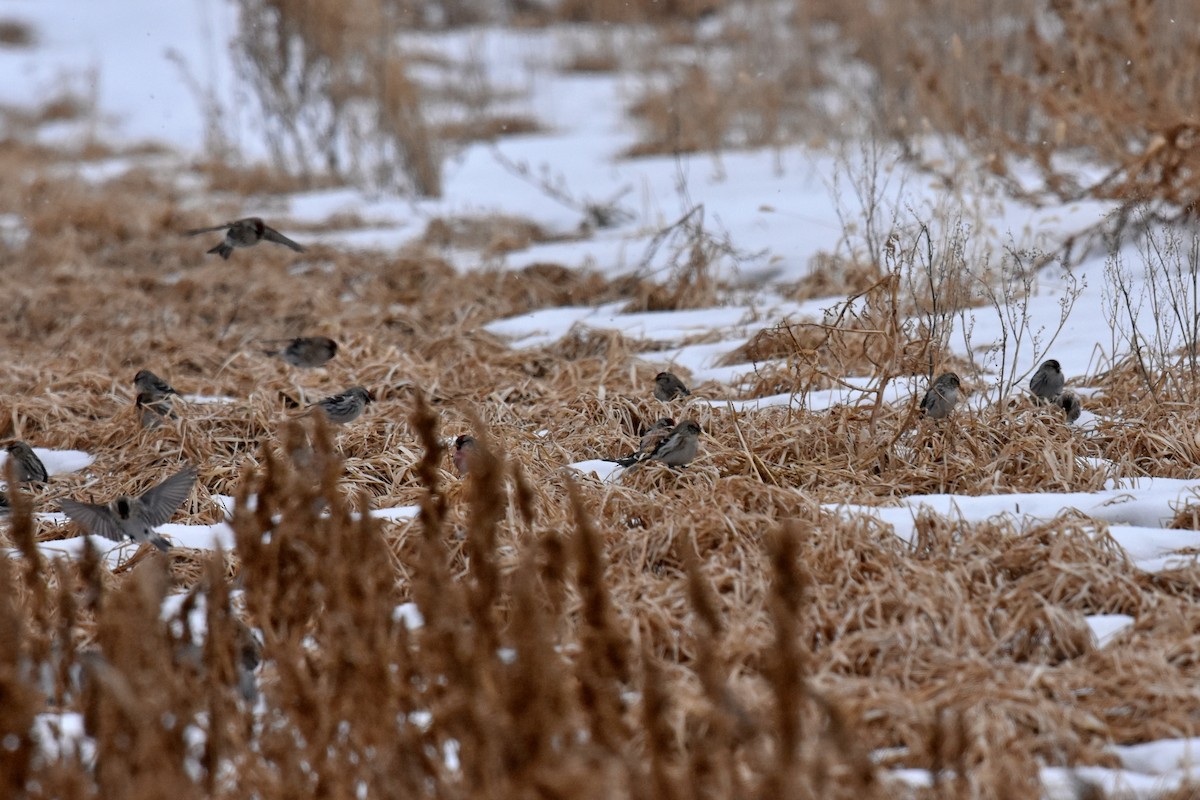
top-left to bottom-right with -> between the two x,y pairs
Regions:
827,0 -> 1200,215
0,18 -> 33,48
230,0 -> 442,195
0,126 -> 1199,798
6,0 -> 1200,793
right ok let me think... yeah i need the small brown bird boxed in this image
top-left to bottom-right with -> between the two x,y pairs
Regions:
1030,359 -> 1065,402
134,369 -> 179,404
136,393 -> 176,429
308,386 -> 374,424
920,372 -> 961,420
452,435 -> 478,475
261,336 -> 338,368
654,371 -> 691,401
1057,390 -> 1082,423
59,466 -> 197,552
614,417 -> 675,467
625,420 -> 702,472
186,217 -> 305,259
5,441 -> 48,484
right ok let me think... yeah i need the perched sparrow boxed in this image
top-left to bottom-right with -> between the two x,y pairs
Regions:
614,417 -> 676,467
1057,390 -> 1082,423
186,217 -> 305,260
654,371 -> 691,401
5,441 -> 48,484
136,393 -> 176,429
625,420 -> 702,472
59,466 -> 197,552
134,369 -> 178,404
1030,359 -> 1065,402
261,336 -> 338,368
452,435 -> 478,475
309,386 -> 374,424
920,372 -> 961,420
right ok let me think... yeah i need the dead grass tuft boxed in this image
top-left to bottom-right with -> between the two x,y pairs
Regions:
0,18 -> 33,48
193,159 -> 342,196
561,43 -> 621,74
785,251 -> 885,304
555,0 -> 724,24
435,113 -> 543,143
422,213 -> 558,255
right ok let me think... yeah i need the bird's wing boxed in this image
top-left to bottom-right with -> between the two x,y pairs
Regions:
262,226 -> 306,252
183,223 -> 233,236
19,449 -> 49,482
139,466 -> 198,527
648,431 -> 679,460
59,500 -> 124,541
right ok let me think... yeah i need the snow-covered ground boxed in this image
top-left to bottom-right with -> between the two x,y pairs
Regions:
2,1 -> 1198,795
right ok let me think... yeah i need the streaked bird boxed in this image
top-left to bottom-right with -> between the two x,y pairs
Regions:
625,419 -> 702,472
654,371 -> 691,401
59,466 -> 197,552
136,393 -> 175,429
1057,390 -> 1082,423
261,336 -> 338,368
309,386 -> 373,424
614,417 -> 676,467
452,435 -> 477,475
5,441 -> 48,484
920,372 -> 962,420
1030,359 -> 1065,402
134,369 -> 178,404
186,217 -> 305,260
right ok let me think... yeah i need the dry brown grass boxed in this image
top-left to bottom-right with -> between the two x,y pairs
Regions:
192,160 -> 345,196
230,0 -> 443,195
601,0 -> 1200,239
0,18 -> 34,48
783,251 -> 884,304
619,3 -> 838,158
3,91 -> 1200,800
421,214 -> 583,257
435,113 -> 543,143
815,0 -> 1200,221
555,0 -> 724,24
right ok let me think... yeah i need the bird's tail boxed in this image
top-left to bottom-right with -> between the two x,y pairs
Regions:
620,458 -> 646,474
208,242 -> 233,259
613,452 -> 642,468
